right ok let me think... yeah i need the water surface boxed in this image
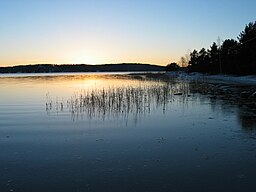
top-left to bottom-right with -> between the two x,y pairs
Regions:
0,73 -> 256,192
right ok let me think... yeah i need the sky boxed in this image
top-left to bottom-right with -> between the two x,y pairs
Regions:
0,0 -> 255,67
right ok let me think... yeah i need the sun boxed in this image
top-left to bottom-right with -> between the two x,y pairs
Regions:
71,54 -> 104,65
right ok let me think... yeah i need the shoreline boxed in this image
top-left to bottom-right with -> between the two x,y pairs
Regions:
166,71 -> 256,86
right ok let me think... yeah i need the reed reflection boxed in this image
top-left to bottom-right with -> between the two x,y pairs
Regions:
45,74 -> 256,130
46,79 -> 191,122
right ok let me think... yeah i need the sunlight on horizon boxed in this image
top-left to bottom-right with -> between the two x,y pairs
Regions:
69,53 -> 105,65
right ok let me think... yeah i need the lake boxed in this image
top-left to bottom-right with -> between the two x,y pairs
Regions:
0,72 -> 256,192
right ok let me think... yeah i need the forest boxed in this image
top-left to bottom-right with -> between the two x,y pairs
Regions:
189,21 -> 256,75
166,21 -> 256,75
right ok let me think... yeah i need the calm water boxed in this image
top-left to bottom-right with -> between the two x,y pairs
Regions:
0,73 -> 256,192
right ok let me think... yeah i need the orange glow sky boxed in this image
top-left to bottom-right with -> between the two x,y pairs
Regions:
0,0 -> 255,67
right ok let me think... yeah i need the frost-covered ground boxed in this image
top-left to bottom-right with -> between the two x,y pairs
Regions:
168,72 -> 256,85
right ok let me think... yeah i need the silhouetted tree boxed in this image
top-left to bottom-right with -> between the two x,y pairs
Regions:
238,21 -> 256,43
165,63 -> 180,71
238,21 -> 256,74
188,50 -> 198,67
208,42 -> 219,74
198,48 -> 210,73
220,39 -> 239,74
179,56 -> 187,67
188,21 -> 256,75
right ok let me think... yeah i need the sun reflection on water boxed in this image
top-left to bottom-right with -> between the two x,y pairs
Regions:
45,75 -> 191,124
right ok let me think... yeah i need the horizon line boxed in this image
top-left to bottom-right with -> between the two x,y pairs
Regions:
0,63 -> 166,68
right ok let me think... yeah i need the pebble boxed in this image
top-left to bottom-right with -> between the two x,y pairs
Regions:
250,91 -> 256,98
174,93 -> 183,96
240,91 -> 251,98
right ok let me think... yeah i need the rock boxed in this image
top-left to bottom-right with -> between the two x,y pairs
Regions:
244,102 -> 256,108
240,91 -> 251,98
250,91 -> 256,98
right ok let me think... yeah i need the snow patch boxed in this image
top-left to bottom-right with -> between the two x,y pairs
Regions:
167,72 -> 256,85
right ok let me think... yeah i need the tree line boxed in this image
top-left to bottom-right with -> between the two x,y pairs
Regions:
166,21 -> 256,75
0,63 -> 164,73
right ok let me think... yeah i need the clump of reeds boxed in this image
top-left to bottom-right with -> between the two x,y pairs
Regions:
46,79 -> 191,122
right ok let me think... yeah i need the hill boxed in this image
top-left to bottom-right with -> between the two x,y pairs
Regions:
0,63 -> 164,73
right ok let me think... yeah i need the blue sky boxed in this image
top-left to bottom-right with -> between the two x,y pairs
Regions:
0,0 -> 255,66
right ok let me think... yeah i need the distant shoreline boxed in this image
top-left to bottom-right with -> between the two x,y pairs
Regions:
0,63 -> 165,74
0,71 -> 166,78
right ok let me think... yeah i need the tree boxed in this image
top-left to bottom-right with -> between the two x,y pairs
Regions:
165,63 -> 180,71
238,21 -> 256,43
188,50 -> 199,72
178,53 -> 190,68
179,57 -> 186,67
208,42 -> 219,74
238,21 -> 256,74
187,21 -> 256,75
221,39 -> 239,74
197,48 -> 210,73
189,50 -> 198,66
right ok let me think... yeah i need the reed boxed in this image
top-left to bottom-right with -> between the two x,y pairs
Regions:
46,79 -> 191,122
